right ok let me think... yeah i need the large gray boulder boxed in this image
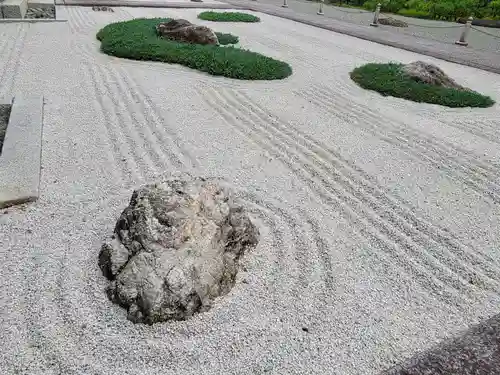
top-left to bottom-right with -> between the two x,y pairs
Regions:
402,61 -> 464,89
99,175 -> 259,324
156,19 -> 219,45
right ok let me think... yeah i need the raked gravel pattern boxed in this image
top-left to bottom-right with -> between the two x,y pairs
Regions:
1,6 -> 500,375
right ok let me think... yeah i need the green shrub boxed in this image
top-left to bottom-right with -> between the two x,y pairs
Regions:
215,32 -> 239,45
350,63 -> 495,108
397,8 -> 432,18
198,11 -> 260,22
489,0 -> 500,16
96,18 -> 292,80
358,0 -> 500,20
363,0 -> 405,12
382,0 -> 406,13
431,1 -> 456,20
404,0 -> 432,12
362,0 -> 377,10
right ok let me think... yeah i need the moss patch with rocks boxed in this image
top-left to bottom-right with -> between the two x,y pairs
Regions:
96,18 -> 291,80
215,32 -> 239,45
350,63 -> 495,108
198,11 -> 260,22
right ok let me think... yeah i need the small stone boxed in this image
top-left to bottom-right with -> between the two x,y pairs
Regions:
302,327 -> 309,333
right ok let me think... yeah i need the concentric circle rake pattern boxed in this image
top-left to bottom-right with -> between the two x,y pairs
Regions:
20,186 -> 329,372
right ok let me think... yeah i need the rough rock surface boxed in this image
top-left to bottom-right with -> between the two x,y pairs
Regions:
98,175 -> 259,324
402,61 -> 464,89
25,7 -> 55,19
380,313 -> 500,375
378,17 -> 408,27
156,19 -> 219,45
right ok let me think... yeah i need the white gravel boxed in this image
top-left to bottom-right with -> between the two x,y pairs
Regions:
1,6 -> 500,375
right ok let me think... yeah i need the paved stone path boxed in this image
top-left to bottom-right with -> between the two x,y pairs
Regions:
221,0 -> 500,73
240,0 -> 500,53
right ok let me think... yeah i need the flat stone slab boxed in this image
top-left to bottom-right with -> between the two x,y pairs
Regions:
1,0 -> 28,18
380,313 -> 500,375
0,96 -> 44,209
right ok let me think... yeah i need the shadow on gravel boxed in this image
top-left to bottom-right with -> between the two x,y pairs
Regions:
0,104 -> 12,155
381,313 -> 500,375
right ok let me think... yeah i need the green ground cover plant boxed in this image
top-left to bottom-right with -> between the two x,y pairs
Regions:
198,11 -> 261,22
96,18 -> 292,80
350,63 -> 495,108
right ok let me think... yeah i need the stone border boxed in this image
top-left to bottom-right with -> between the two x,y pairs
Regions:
1,0 -> 29,18
0,96 -> 44,209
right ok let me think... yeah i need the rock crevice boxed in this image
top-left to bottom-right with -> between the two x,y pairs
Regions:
402,61 -> 464,89
99,175 -> 259,324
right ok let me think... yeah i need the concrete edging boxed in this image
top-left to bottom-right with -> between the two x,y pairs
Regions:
0,96 -> 44,209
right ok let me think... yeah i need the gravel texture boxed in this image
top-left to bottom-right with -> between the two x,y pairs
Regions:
0,6 -> 500,375
381,313 -> 500,375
